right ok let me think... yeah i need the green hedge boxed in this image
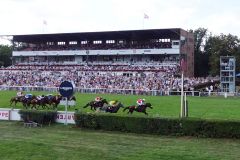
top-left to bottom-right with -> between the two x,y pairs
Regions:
19,110 -> 57,125
75,112 -> 240,138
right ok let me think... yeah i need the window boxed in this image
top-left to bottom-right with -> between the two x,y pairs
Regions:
93,40 -> 102,44
69,41 -> 77,45
47,42 -> 54,45
119,40 -> 124,44
173,42 -> 179,45
106,40 -> 115,44
57,42 -> 65,45
81,41 -> 88,44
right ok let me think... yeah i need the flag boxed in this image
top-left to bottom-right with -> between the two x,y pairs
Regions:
43,20 -> 47,25
144,13 -> 149,19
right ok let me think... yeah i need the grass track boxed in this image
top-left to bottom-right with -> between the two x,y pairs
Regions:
1,91 -> 240,120
1,121 -> 240,160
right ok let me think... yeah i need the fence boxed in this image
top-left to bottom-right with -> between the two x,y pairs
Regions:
0,85 -> 201,96
0,85 -> 239,97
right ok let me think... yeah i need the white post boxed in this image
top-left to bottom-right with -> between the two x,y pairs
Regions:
180,72 -> 184,118
184,92 -> 187,117
64,98 -> 68,125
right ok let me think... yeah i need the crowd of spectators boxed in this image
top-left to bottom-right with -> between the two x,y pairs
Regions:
0,64 -> 217,93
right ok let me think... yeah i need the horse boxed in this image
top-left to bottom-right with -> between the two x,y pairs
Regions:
49,95 -> 62,110
10,96 -> 24,107
68,95 -> 76,101
101,102 -> 124,113
83,99 -> 108,110
33,96 -> 52,109
123,102 -> 153,115
21,95 -> 37,109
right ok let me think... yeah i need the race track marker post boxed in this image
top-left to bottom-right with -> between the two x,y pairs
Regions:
59,81 -> 74,125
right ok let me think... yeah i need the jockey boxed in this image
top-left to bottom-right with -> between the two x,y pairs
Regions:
25,93 -> 33,99
17,91 -> 24,97
37,95 -> 43,100
109,100 -> 118,108
94,96 -> 102,103
47,94 -> 53,100
136,98 -> 145,108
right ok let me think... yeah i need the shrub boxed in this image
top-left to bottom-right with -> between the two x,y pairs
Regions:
74,112 -> 240,138
19,110 -> 57,125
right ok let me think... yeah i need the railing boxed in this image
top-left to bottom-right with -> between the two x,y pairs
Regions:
1,85 -> 238,97
0,85 -> 200,96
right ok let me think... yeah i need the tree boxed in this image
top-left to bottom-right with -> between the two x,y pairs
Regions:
0,45 -> 12,67
204,34 -> 240,76
190,28 -> 209,77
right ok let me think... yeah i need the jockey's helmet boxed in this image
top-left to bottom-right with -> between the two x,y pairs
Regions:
137,99 -> 144,105
109,100 -> 118,106
95,97 -> 102,102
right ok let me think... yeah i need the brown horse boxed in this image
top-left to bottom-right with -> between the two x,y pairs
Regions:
49,95 -> 62,110
83,99 -> 108,110
21,95 -> 37,109
10,96 -> 24,107
123,103 -> 152,115
101,102 -> 124,113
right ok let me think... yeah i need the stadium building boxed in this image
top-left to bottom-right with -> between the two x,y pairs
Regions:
12,28 -> 194,77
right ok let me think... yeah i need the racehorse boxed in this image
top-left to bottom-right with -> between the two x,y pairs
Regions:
123,102 -> 152,115
33,96 -> 52,109
101,102 -> 124,113
68,95 -> 76,101
21,95 -> 37,109
83,99 -> 108,110
49,95 -> 62,109
10,96 -> 24,107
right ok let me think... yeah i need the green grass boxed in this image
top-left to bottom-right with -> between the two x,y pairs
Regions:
1,90 -> 240,120
0,121 -> 240,160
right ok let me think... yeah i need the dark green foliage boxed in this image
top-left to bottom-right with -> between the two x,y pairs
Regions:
0,45 -> 12,67
19,110 -> 57,125
75,112 -> 240,138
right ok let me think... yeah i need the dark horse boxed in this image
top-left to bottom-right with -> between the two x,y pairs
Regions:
83,99 -> 108,110
123,103 -> 153,115
10,96 -> 24,107
21,95 -> 37,109
101,102 -> 124,113
49,95 -> 62,110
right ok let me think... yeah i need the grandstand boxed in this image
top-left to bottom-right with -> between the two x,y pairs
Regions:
0,28 -> 211,95
11,28 -> 194,76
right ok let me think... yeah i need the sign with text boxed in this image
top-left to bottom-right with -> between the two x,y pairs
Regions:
0,110 -> 9,120
59,81 -> 74,98
55,112 -> 75,124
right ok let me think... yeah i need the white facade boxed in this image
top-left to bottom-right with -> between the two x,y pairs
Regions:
13,48 -> 180,57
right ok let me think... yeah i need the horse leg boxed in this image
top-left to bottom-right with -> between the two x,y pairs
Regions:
123,107 -> 129,112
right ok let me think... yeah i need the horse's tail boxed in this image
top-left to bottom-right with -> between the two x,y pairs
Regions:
83,103 -> 89,108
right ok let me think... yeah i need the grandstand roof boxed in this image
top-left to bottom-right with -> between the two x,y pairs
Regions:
12,28 -> 183,43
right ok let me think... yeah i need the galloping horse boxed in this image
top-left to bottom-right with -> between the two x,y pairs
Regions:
123,102 -> 153,115
83,99 -> 108,110
49,95 -> 62,109
21,95 -> 37,109
101,102 -> 124,113
10,96 -> 24,107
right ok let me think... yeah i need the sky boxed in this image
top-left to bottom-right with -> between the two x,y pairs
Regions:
0,0 -> 240,44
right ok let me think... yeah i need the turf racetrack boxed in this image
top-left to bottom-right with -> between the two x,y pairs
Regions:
1,90 -> 240,120
0,91 -> 240,120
